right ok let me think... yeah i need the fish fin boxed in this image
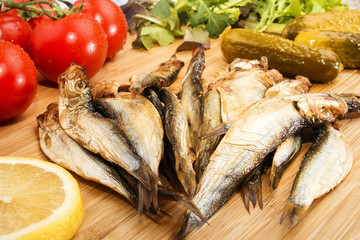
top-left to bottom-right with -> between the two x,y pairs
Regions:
243,169 -> 263,213
174,152 -> 197,198
280,201 -> 308,227
137,182 -> 145,213
134,165 -> 160,214
270,163 -> 282,191
159,152 -> 186,194
174,213 -> 205,240
243,186 -> 251,214
159,185 -> 207,223
199,122 -> 233,140
151,180 -> 159,214
178,164 -> 197,198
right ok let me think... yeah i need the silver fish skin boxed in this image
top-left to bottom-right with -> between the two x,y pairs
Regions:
37,103 -> 137,206
211,58 -> 284,122
180,46 -> 205,146
95,91 -> 164,212
129,55 -> 185,96
270,131 -> 302,191
267,76 -> 311,190
194,88 -> 222,182
176,95 -> 349,239
159,88 -> 197,197
281,124 -> 353,226
95,92 -> 164,176
58,64 -> 158,212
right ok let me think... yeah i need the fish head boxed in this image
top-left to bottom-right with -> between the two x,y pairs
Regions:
37,103 -> 60,131
336,93 -> 360,114
58,63 -> 93,109
296,94 -> 348,124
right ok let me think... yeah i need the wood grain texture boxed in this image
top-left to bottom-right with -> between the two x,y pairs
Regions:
1,35 -> 360,240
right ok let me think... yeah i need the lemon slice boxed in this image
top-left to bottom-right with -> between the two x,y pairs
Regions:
0,156 -> 85,240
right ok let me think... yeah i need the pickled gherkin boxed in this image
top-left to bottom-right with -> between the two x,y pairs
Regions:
221,28 -> 343,83
294,31 -> 360,69
282,10 -> 360,40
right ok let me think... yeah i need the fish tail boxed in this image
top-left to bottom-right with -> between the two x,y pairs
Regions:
176,166 -> 197,198
174,213 -> 205,240
280,201 -> 308,227
177,153 -> 197,197
134,164 -> 160,213
158,185 -> 206,222
270,163 -> 283,191
138,183 -> 149,213
151,178 -> 159,213
243,172 -> 263,214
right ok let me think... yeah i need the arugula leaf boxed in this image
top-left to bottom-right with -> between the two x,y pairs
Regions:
190,0 -> 236,38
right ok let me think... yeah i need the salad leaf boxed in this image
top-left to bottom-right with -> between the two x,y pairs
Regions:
176,25 -> 210,52
140,25 -> 175,49
121,0 -> 349,49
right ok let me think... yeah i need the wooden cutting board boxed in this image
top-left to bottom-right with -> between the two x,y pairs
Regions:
1,35 -> 360,240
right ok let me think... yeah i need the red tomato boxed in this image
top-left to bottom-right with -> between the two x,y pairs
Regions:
0,13 -> 32,52
28,13 -> 108,83
74,0 -> 127,59
27,0 -> 55,29
0,40 -> 37,122
3,0 -> 24,16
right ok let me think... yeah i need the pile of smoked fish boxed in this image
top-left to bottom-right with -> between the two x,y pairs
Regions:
37,46 -> 360,239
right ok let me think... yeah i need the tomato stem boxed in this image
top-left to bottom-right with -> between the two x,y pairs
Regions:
0,0 -> 80,20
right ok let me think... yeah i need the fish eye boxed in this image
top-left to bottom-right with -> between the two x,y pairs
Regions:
317,106 -> 332,120
76,80 -> 86,91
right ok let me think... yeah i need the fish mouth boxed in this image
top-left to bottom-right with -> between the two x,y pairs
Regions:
57,63 -> 86,86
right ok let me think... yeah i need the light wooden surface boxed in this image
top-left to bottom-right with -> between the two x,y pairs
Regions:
1,35 -> 360,240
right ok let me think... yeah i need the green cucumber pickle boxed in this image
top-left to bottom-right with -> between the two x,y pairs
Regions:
221,28 -> 343,83
282,10 -> 360,40
294,31 -> 360,69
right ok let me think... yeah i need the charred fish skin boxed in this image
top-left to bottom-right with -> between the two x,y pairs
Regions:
281,124 -> 353,226
177,95 -> 349,239
159,88 -> 197,197
180,46 -> 205,145
58,64 -> 158,212
194,88 -> 222,182
129,55 -> 185,96
37,103 -> 137,205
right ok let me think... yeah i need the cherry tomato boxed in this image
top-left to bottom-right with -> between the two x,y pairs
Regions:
74,0 -> 127,59
0,40 -> 37,122
0,13 -> 32,52
28,13 -> 108,83
3,0 -> 24,16
27,0 -> 55,29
